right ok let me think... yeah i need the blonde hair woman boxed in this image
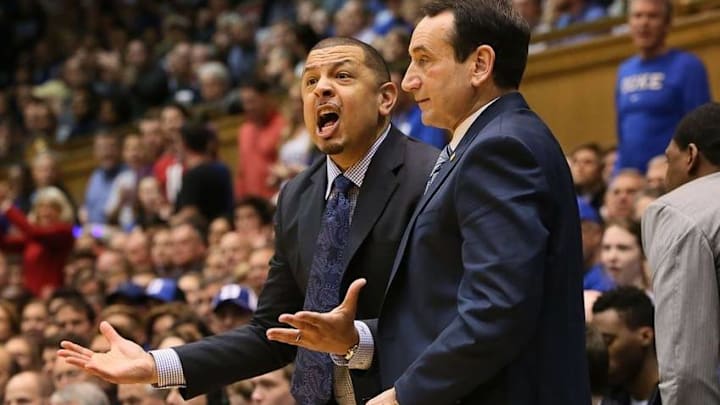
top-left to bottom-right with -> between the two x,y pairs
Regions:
1,186 -> 75,298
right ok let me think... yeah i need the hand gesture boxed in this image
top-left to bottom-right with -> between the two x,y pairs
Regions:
58,321 -> 158,385
266,278 -> 366,355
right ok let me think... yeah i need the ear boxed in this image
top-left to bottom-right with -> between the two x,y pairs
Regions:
377,81 -> 398,117
687,143 -> 701,174
637,326 -> 654,347
469,45 -> 495,88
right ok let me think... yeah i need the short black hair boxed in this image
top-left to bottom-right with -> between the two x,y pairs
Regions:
235,196 -> 275,226
571,142 -> 604,159
180,121 -> 215,154
673,102 -> 720,166
585,324 -> 609,395
592,286 -> 654,330
309,37 -> 391,85
421,0 -> 530,89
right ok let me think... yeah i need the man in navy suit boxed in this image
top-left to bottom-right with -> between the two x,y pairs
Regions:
270,1 -> 590,404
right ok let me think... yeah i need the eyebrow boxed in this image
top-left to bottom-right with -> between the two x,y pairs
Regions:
409,44 -> 431,54
302,58 -> 354,74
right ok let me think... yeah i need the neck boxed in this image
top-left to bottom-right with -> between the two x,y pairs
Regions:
626,352 -> 659,400
330,122 -> 387,171
640,44 -> 667,60
449,88 -> 508,146
185,152 -> 209,168
691,164 -> 720,182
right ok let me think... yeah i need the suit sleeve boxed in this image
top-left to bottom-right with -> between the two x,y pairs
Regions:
175,187 -> 304,398
394,136 -> 550,405
642,203 -> 720,404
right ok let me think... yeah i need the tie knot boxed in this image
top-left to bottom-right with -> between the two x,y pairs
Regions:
333,174 -> 353,194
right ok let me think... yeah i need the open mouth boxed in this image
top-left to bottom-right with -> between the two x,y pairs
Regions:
317,110 -> 340,138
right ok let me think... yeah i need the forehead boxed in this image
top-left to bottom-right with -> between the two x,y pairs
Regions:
410,12 -> 455,54
592,309 -> 625,331
630,0 -> 666,13
304,45 -> 365,71
604,225 -> 636,243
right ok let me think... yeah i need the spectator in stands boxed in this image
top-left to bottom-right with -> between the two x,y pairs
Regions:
4,371 -> 53,405
632,188 -> 660,222
615,0 -> 710,172
592,287 -> 659,404
222,13 -> 258,86
578,198 -> 614,292
235,80 -> 285,199
195,61 -> 238,117
571,143 -> 606,211
54,297 -> 95,343
124,40 -> 169,117
153,103 -> 188,205
134,177 -> 171,230
150,226 -> 174,276
644,155 -> 667,194
601,220 -> 649,291
95,250 -> 131,294
123,230 -> 153,275
55,86 -> 98,142
106,134 -> 151,230
586,324 -> 609,404
30,152 -> 77,216
117,384 -> 167,405
269,84 -> 314,196
5,334 -> 41,371
208,216 -> 232,249
249,365 -> 296,405
233,196 -> 274,248
553,0 -> 607,29
642,102 -> 720,404
210,284 -> 257,334
50,381 -> 110,405
0,300 -> 19,344
0,347 -> 19,404
22,97 -> 56,143
389,62 -> 447,149
0,186 -> 75,298
218,231 -> 250,282
334,0 -> 378,44
82,132 -> 125,224
169,222 -> 207,275
173,123 -> 234,225
137,113 -> 166,165
245,246 -> 274,296
603,169 -> 645,221
165,42 -> 198,106
512,0 -> 550,34
20,299 -> 49,339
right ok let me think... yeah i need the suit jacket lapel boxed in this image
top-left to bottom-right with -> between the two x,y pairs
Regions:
297,164 -> 326,284
341,127 -> 403,275
384,92 -> 529,295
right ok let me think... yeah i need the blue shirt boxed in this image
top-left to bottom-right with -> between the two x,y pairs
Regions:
584,263 -> 615,292
393,105 -> 448,150
616,49 -> 711,172
84,165 -> 126,224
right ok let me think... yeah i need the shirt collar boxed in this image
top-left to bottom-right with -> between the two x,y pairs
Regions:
325,124 -> 391,199
450,97 -> 499,151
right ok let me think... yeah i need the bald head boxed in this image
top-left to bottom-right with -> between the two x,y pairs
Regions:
5,371 -> 51,405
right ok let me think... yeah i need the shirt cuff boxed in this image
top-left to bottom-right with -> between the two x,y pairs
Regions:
330,320 -> 374,370
149,348 -> 186,388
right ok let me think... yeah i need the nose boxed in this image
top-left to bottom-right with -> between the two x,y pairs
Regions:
313,75 -> 335,99
401,63 -> 420,92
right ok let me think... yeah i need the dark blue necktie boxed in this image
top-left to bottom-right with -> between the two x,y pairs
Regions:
425,144 -> 452,194
292,174 -> 353,405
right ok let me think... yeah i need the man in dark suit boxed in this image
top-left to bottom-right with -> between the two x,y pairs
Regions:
57,37 -> 438,405
270,1 -> 590,404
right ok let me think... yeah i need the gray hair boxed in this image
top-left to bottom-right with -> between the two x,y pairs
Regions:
50,382 -> 110,405
197,61 -> 230,85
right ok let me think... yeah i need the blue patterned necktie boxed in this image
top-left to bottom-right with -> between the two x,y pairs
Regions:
425,144 -> 452,194
292,174 -> 354,405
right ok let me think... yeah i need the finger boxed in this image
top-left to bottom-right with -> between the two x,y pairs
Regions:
57,349 -> 92,363
291,311 -> 334,327
339,278 -> 366,313
59,341 -> 95,357
63,355 -> 92,369
99,321 -> 124,345
266,328 -> 303,345
278,314 -> 320,332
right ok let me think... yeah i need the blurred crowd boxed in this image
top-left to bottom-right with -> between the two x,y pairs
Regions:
0,0 -> 714,404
